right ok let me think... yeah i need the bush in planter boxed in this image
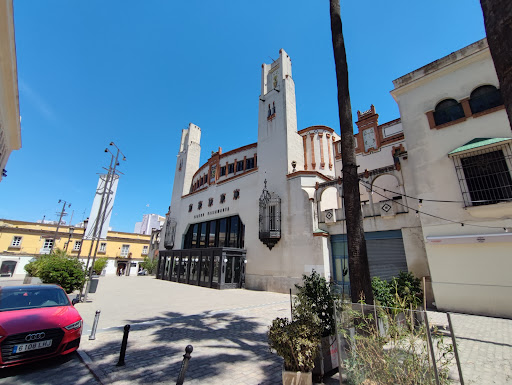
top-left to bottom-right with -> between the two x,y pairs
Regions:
372,271 -> 422,310
24,249 -> 86,293
268,298 -> 321,373
295,270 -> 337,338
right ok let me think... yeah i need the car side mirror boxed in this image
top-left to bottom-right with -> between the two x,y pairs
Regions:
72,298 -> 79,306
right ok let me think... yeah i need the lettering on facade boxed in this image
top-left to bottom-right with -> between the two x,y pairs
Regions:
193,207 -> 230,219
207,207 -> 230,216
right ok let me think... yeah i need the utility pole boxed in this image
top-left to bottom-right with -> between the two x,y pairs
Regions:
50,200 -> 71,254
82,142 -> 126,302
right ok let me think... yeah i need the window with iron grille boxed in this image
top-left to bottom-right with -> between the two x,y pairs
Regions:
73,241 -> 82,251
99,242 -> 107,252
452,143 -> 512,206
259,180 -> 281,250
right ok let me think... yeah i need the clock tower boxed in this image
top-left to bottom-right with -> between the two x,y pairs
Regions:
356,105 -> 381,153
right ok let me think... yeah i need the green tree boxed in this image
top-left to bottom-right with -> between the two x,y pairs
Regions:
93,257 -> 109,275
24,249 -> 85,293
140,256 -> 158,275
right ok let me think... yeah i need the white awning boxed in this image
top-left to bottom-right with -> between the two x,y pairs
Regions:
426,232 -> 512,245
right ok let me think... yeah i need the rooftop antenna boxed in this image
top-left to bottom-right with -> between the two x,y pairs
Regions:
268,56 -> 276,62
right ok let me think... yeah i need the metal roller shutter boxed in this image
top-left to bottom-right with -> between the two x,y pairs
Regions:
366,238 -> 408,281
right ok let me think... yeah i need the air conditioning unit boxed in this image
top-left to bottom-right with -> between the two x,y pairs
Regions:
324,209 -> 336,224
379,201 -> 395,218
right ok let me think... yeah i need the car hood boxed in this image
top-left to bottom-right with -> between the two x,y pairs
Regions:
0,306 -> 82,335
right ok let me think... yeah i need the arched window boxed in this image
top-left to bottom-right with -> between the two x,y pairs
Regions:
469,85 -> 502,114
434,99 -> 465,126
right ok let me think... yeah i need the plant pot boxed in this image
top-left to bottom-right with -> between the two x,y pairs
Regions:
282,369 -> 312,385
313,335 -> 339,379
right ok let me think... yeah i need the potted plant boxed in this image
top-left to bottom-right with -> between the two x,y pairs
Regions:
295,270 -> 339,380
268,297 -> 321,385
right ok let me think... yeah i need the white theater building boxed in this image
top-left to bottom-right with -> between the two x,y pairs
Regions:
158,40 -> 511,318
157,49 -> 423,297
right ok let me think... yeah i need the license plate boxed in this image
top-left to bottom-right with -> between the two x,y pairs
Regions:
12,339 -> 52,354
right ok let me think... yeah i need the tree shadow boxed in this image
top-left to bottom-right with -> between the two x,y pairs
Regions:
82,310 -> 285,384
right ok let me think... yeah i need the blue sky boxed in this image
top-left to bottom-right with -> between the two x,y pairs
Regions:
0,1 -> 486,233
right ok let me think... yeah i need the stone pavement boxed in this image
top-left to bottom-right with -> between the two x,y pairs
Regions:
428,311 -> 512,385
0,352 -> 99,385
73,276 -> 512,385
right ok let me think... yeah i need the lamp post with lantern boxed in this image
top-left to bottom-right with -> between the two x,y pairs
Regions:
65,227 -> 75,252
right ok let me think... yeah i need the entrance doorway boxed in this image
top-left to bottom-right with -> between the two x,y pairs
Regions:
117,262 -> 127,276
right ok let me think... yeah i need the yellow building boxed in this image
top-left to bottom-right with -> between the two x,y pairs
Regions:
0,219 -> 151,282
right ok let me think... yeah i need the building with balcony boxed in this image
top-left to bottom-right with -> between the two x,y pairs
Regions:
0,219 -> 151,283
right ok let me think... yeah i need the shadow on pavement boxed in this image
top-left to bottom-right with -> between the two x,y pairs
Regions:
83,310 -> 285,384
0,351 -> 99,385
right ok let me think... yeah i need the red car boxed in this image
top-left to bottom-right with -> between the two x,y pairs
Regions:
0,284 -> 83,367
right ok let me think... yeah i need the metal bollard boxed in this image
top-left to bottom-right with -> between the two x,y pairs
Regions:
89,310 -> 101,340
176,345 -> 193,385
116,324 -> 130,366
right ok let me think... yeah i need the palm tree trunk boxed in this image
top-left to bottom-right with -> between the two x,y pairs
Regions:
329,0 -> 373,304
480,0 -> 512,129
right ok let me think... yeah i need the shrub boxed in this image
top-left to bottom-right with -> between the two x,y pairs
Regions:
371,277 -> 394,308
295,270 -> 337,337
341,302 -> 453,385
268,297 -> 321,372
371,271 -> 423,310
93,257 -> 109,275
25,249 -> 85,293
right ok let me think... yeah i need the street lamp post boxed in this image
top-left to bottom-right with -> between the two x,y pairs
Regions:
65,227 -> 75,252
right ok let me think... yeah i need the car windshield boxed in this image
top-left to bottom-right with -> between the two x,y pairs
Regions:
0,287 -> 70,311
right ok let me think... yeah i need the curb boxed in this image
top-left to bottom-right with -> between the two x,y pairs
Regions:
77,349 -> 106,385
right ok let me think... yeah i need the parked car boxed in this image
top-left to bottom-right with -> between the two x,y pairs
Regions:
137,269 -> 148,276
0,284 -> 83,368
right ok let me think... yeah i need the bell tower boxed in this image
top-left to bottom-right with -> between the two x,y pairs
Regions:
257,49 -> 304,181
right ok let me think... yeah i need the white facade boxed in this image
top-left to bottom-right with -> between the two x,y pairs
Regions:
163,50 -> 341,292
0,0 -> 21,182
161,40 -> 511,318
391,38 -> 512,318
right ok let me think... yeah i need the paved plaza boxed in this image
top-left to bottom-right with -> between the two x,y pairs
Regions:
73,276 -> 512,385
2,275 -> 511,384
